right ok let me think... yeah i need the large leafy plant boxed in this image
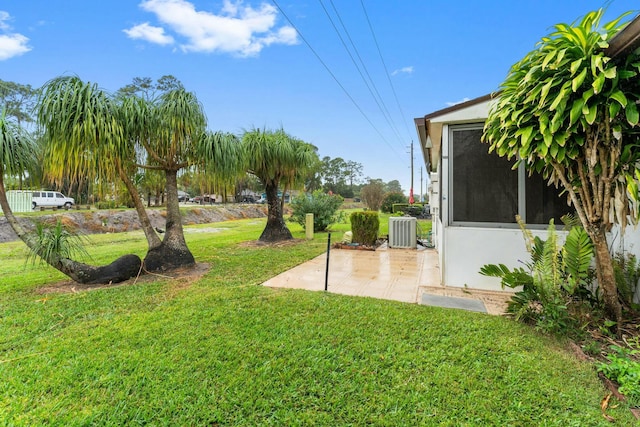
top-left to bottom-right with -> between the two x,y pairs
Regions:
480,217 -> 594,333
483,9 -> 640,324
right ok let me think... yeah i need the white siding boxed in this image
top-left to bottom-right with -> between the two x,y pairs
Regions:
7,190 -> 32,213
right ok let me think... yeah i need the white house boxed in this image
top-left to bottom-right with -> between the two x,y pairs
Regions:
414,96 -> 574,290
413,14 -> 640,291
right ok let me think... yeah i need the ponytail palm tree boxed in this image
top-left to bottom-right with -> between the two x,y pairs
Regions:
0,110 -> 141,284
242,128 -> 318,242
0,110 -> 37,241
132,88 -> 207,271
38,76 -> 162,252
197,130 -> 245,201
38,76 -> 203,272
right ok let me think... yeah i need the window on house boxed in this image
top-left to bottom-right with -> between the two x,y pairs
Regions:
525,170 -> 574,224
450,124 -> 573,225
451,126 -> 518,223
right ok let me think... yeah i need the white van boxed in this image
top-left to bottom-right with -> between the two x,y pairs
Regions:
32,191 -> 75,209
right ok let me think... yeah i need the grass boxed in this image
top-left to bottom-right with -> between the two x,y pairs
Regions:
0,214 -> 634,425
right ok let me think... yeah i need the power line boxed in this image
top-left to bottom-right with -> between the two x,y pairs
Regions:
319,0 -> 405,147
359,0 -> 413,140
270,0 -> 405,164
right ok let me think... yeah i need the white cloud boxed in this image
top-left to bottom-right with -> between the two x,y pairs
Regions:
446,97 -> 471,107
124,22 -> 174,45
125,0 -> 298,57
0,11 -> 31,61
391,66 -> 413,76
0,11 -> 10,30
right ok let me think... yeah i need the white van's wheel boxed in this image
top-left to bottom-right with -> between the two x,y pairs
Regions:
32,202 -> 37,209
64,202 -> 72,209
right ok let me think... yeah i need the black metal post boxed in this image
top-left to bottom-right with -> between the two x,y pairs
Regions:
324,233 -> 331,291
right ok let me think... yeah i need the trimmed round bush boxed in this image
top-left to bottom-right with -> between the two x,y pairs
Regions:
350,211 -> 379,246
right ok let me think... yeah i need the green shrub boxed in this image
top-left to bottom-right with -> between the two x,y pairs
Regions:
381,192 -> 407,213
597,345 -> 640,405
392,203 -> 408,213
290,190 -> 344,232
392,203 -> 424,217
612,252 -> 640,309
350,211 -> 379,246
95,201 -> 118,210
27,219 -> 91,266
480,216 -> 595,335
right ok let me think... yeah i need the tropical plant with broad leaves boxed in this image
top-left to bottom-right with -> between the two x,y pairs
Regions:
241,128 -> 318,242
483,9 -> 640,325
480,216 -> 594,333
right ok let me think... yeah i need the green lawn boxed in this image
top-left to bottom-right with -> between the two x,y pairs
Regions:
0,216 -> 633,425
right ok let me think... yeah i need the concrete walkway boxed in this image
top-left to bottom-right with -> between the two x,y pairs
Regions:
262,244 -> 511,315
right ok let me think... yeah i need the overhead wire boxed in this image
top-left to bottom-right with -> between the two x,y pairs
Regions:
359,0 -> 414,141
270,0 -> 406,164
320,0 -> 405,147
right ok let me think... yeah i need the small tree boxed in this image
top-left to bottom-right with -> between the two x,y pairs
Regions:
242,128 -> 318,242
483,10 -> 640,324
361,180 -> 385,211
290,190 -> 343,232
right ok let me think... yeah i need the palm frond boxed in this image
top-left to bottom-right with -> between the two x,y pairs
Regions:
25,219 -> 91,266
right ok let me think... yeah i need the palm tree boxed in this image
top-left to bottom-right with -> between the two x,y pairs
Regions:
38,77 -> 163,252
38,77 -> 225,271
132,88 -> 207,271
0,110 -> 141,284
197,131 -> 245,202
0,110 -> 37,242
241,128 -> 317,242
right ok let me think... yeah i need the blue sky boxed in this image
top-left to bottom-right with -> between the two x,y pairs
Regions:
1,0 -> 638,194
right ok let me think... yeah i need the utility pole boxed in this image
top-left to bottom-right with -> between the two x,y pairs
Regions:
410,140 -> 414,204
420,166 -> 423,203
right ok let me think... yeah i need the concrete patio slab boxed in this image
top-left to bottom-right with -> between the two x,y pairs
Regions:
421,293 -> 487,313
261,244 -> 512,315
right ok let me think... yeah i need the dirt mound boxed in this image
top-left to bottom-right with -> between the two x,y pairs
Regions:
0,204 -> 269,243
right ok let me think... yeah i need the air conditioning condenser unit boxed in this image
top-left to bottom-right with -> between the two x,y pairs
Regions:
388,217 -> 417,249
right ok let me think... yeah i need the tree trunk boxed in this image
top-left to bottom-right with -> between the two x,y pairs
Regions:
260,182 -> 292,242
58,255 -> 142,284
118,164 -> 161,250
588,225 -> 622,326
0,173 -> 33,243
143,169 -> 195,272
280,183 -> 288,213
0,174 -> 141,285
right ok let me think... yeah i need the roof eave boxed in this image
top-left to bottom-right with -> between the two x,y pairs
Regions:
606,14 -> 640,59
